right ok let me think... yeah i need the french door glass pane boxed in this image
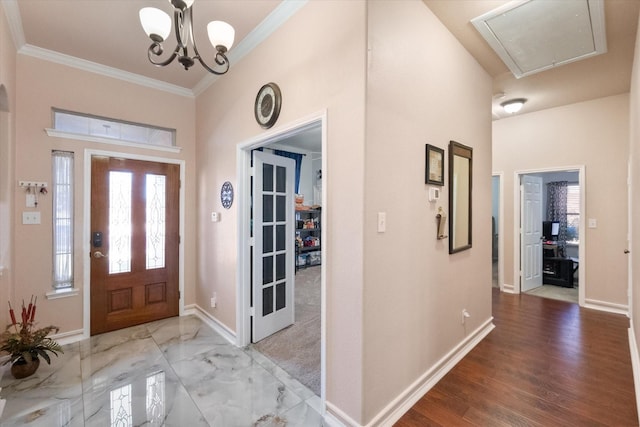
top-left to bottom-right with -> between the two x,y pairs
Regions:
146,174 -> 166,270
263,195 -> 273,222
109,171 -> 132,274
276,282 -> 286,311
263,225 -> 273,253
263,286 -> 274,316
276,195 -> 286,221
276,166 -> 286,192
263,256 -> 273,285
263,163 -> 273,191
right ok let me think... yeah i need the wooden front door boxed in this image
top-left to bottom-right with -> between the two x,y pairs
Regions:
90,156 -> 180,335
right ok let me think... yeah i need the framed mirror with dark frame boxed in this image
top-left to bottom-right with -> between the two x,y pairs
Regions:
448,140 -> 472,254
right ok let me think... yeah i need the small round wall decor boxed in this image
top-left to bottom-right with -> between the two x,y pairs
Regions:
220,181 -> 234,209
254,82 -> 282,129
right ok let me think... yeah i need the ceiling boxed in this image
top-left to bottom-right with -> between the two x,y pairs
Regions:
3,0 -> 639,122
424,0 -> 640,119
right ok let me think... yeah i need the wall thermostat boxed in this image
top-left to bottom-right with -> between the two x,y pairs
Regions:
428,187 -> 440,202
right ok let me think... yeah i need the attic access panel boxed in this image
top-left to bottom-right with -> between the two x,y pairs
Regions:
471,0 -> 607,78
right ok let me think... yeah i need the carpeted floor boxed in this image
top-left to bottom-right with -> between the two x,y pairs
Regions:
525,284 -> 578,304
252,265 -> 321,396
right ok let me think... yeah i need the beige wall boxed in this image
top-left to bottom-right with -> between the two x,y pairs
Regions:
0,6 -> 17,328
195,1 -> 367,421
493,94 -> 630,306
364,1 -> 492,421
12,55 -> 196,333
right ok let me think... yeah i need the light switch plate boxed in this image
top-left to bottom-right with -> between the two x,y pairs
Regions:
377,212 -> 386,233
22,211 -> 41,225
588,218 -> 597,228
211,212 -> 221,222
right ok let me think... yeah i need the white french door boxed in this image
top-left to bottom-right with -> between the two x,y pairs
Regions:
252,151 -> 295,342
521,175 -> 543,292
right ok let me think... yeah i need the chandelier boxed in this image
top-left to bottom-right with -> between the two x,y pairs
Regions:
139,0 -> 235,75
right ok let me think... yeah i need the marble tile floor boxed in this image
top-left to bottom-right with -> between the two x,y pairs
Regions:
0,315 -> 326,426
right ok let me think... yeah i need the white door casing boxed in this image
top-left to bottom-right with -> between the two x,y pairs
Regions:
521,175 -> 543,292
252,151 -> 295,342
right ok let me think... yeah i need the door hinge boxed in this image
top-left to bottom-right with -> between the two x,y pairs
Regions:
250,166 -> 255,176
179,235 -> 181,244
179,291 -> 181,300
249,237 -> 255,247
249,306 -> 255,317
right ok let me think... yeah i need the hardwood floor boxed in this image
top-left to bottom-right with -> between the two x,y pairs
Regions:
396,288 -> 639,426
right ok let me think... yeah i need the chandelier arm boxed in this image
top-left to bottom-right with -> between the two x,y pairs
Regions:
147,42 -> 181,68
174,8 -> 188,49
194,50 -> 230,75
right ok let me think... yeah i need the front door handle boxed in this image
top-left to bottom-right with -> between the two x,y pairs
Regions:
624,249 -> 630,254
93,251 -> 108,259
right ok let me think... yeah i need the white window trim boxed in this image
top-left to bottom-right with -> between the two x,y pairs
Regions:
46,287 -> 80,300
45,129 -> 182,154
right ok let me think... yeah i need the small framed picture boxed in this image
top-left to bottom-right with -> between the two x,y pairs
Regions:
425,144 -> 444,186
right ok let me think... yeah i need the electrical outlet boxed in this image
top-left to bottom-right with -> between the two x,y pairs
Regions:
461,309 -> 470,324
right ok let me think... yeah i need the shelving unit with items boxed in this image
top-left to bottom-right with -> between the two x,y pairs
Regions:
295,208 -> 321,271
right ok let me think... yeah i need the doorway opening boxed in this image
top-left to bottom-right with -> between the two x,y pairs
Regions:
237,113 -> 326,401
515,167 -> 585,305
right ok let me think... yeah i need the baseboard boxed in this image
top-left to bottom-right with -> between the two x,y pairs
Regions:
51,328 -> 86,346
584,298 -> 629,316
325,402 -> 356,427
365,317 -> 495,427
628,325 -> 640,426
502,283 -> 516,293
184,304 -> 236,345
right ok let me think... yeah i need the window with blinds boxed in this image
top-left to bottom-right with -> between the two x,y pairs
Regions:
52,151 -> 74,290
566,184 -> 580,243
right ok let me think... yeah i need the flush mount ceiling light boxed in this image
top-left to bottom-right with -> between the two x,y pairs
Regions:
501,98 -> 527,114
139,0 -> 235,75
471,0 -> 606,78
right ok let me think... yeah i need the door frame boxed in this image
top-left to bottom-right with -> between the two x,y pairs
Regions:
82,149 -> 186,338
236,110 -> 327,403
513,166 -> 585,306
492,172 -> 504,291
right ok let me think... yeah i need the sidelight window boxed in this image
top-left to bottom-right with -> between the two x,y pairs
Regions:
52,151 -> 74,290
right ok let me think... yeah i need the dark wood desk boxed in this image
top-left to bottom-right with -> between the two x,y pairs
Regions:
542,257 -> 575,288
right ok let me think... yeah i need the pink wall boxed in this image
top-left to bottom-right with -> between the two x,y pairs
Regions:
195,1 -> 367,421
196,0 -> 493,424
364,1 -> 492,421
494,94 -> 630,307
12,55 -> 196,334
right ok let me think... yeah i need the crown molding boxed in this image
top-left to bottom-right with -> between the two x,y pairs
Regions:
2,0 -> 26,49
19,45 -> 194,98
192,0 -> 308,96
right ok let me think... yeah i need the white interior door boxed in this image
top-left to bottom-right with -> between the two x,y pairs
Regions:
521,175 -> 543,292
252,151 -> 295,342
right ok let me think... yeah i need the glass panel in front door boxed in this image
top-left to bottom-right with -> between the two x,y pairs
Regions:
109,171 -> 132,274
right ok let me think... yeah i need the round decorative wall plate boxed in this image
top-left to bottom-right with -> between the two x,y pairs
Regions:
221,181 -> 234,209
254,82 -> 282,129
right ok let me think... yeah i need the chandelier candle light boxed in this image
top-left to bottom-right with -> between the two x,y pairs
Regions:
139,0 -> 235,74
